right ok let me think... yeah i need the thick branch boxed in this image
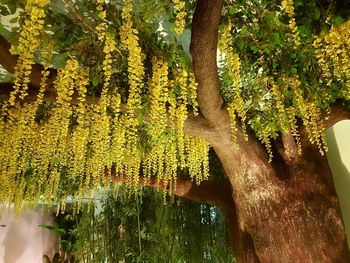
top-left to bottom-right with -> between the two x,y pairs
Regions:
324,101 -> 350,128
110,172 -> 233,209
190,0 -> 225,125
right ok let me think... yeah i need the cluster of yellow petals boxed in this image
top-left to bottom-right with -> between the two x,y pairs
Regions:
219,21 -> 247,145
185,135 -> 209,184
0,59 -> 87,211
313,20 -> 350,97
119,0 -> 145,181
281,0 -> 301,47
0,0 -> 211,210
271,81 -> 302,155
93,0 -> 121,185
172,0 -> 186,35
149,57 -> 169,138
96,0 -> 119,93
144,58 -> 173,186
282,75 -> 327,155
9,0 -> 50,105
173,68 -> 190,167
143,62 -> 208,191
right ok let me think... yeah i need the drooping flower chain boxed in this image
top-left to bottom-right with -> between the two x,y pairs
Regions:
219,21 -> 248,144
313,19 -> 350,98
281,0 -> 301,47
9,0 -> 50,105
172,0 -> 186,35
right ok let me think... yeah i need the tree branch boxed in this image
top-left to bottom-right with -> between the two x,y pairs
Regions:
62,0 -> 99,35
190,0 -> 225,125
110,172 -> 233,209
280,132 -> 299,162
324,101 -> 350,129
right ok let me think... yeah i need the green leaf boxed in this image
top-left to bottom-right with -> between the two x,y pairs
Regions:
250,45 -> 258,53
228,7 -> 235,16
239,27 -> 248,35
290,67 -> 298,74
314,8 -> 321,21
271,32 -> 281,45
38,224 -> 56,230
60,240 -> 72,251
290,53 -> 297,59
52,54 -> 67,68
238,41 -> 245,50
9,17 -> 18,24
52,228 -> 66,236
92,75 -> 101,87
333,16 -> 344,26
294,0 -> 303,6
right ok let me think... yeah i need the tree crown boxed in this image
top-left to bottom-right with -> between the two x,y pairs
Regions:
0,0 -> 349,210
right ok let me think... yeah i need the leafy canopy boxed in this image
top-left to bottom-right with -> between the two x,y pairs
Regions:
0,0 -> 349,210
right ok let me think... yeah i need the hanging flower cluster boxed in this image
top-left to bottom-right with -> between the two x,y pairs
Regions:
149,57 -> 169,138
282,75 -> 327,155
0,0 -> 210,210
0,59 -> 87,210
172,0 -> 186,35
96,0 -> 119,93
93,0 -> 121,184
313,20 -> 350,97
281,0 -> 301,47
219,21 -> 247,144
119,0 -> 146,181
9,0 -> 50,105
143,60 -> 208,191
271,80 -> 302,155
144,58 -> 173,185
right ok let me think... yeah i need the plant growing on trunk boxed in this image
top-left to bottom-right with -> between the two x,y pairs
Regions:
0,0 -> 350,261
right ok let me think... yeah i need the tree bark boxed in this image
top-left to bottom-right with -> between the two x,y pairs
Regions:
214,139 -> 350,262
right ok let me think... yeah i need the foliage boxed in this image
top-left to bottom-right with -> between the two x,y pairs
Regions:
42,188 -> 234,262
39,212 -> 79,262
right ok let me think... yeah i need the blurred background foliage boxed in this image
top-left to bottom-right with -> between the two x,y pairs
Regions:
45,187 -> 234,263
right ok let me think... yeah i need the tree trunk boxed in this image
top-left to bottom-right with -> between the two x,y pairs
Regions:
216,140 -> 350,263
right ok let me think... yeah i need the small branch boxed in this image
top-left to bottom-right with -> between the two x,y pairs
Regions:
280,132 -> 298,161
324,101 -> 350,129
190,0 -> 225,126
63,0 -> 99,35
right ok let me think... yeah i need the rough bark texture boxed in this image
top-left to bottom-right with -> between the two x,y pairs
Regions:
1,1 -> 350,262
213,139 -> 350,262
